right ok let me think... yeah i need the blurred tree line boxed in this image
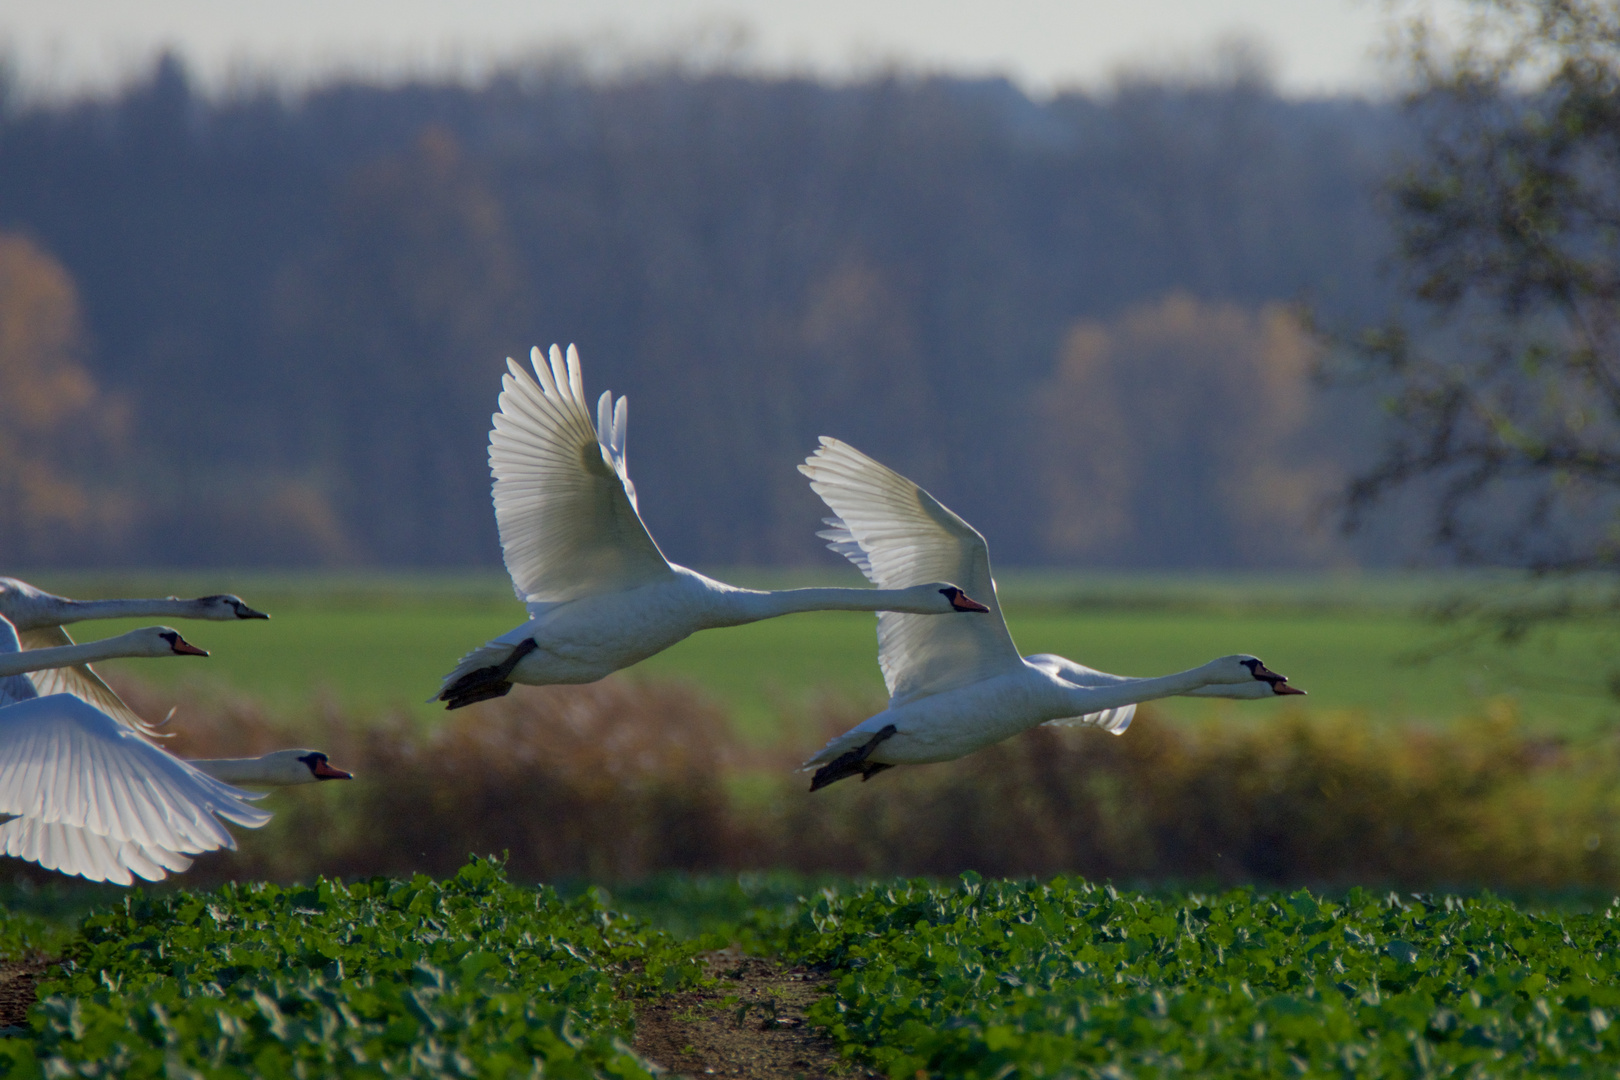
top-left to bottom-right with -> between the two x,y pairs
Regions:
0,55 -> 1407,570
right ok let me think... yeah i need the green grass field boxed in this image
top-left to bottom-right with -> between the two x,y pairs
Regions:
18,569 -> 1620,740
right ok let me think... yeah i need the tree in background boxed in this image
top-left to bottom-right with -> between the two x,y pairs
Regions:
0,234 -> 128,563
1036,294 -> 1338,568
272,126 -> 524,565
1336,0 -> 1620,688
1342,0 -> 1620,569
0,58 -> 1401,569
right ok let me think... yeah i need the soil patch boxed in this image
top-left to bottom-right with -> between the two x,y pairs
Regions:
0,958 -> 49,1031
635,950 -> 877,1079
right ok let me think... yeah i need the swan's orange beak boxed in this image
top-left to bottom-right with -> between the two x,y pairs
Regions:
165,633 -> 209,657
312,759 -> 353,780
943,588 -> 991,613
1272,682 -> 1307,696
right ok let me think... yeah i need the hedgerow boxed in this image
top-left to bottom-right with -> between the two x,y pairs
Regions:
766,875 -> 1620,1078
0,858 -> 702,1079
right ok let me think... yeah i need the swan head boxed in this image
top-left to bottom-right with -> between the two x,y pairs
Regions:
194,594 -> 270,620
1204,655 -> 1306,695
247,750 -> 353,784
119,627 -> 210,658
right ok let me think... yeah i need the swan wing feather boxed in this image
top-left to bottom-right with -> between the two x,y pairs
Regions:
1026,654 -> 1137,733
489,345 -> 670,604
0,695 -> 271,853
799,437 -> 1023,705
0,817 -> 193,885
1041,705 -> 1137,734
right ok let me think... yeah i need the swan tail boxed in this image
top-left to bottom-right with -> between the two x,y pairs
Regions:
435,638 -> 539,709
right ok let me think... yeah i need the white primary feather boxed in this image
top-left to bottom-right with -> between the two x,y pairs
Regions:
0,817 -> 192,886
490,344 -> 671,605
1040,704 -> 1137,733
1025,654 -> 1138,734
800,437 -> 1023,706
0,695 -> 269,853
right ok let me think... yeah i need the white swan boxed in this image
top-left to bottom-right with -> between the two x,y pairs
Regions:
0,577 -> 268,737
436,345 -> 989,709
0,618 -> 349,884
798,438 -> 1306,790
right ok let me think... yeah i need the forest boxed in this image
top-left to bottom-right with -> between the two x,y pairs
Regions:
0,54 -> 1409,570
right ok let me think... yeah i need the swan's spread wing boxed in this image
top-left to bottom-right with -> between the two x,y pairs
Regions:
490,345 -> 671,604
800,438 -> 1022,705
0,817 -> 192,885
0,694 -> 271,853
1025,654 -> 1137,734
15,625 -> 168,738
1042,705 -> 1137,734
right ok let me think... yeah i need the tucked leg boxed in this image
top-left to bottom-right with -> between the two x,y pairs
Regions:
810,724 -> 898,791
440,638 -> 540,710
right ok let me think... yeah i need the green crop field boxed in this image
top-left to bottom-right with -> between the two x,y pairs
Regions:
17,569 -> 1620,739
5,863 -> 1620,1078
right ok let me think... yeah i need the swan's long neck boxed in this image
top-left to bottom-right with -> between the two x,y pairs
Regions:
188,756 -> 309,786
0,632 -> 152,677
706,587 -> 928,627
1052,664 -> 1219,715
42,598 -> 207,628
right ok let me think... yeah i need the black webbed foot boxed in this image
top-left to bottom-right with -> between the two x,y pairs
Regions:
810,724 -> 898,791
443,681 -> 516,710
439,638 -> 539,709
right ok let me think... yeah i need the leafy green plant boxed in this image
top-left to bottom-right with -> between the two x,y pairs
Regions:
764,875 -> 1620,1078
9,858 -> 703,1078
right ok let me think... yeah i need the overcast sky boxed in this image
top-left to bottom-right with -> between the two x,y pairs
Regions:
4,0 -> 1465,100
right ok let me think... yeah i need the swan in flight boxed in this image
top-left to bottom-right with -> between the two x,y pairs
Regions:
798,438 -> 1306,790
0,577 -> 268,737
0,618 -> 349,884
436,345 -> 988,709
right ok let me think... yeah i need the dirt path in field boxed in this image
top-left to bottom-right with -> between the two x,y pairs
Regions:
0,959 -> 50,1030
634,950 -> 878,1079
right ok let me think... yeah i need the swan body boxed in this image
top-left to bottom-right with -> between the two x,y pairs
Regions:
0,616 -> 348,884
798,438 -> 1305,789
436,346 -> 987,708
0,577 -> 267,738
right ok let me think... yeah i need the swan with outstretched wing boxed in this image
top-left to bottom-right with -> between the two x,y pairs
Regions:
434,346 -> 990,709
798,438 -> 1305,789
